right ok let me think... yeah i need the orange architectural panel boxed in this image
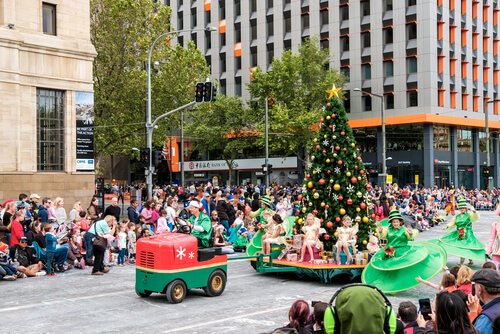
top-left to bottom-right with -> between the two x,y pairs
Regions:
461,0 -> 467,14
462,93 -> 468,110
438,21 -> 444,41
438,0 -> 443,6
495,9 -> 500,26
462,29 -> 467,46
204,0 -> 211,11
450,58 -> 457,76
462,62 -> 468,79
473,64 -> 479,81
472,2 -> 478,19
484,36 -> 490,52
438,55 -> 444,74
494,69 -> 500,86
234,43 -> 242,57
451,91 -> 457,109
219,19 -> 226,34
450,0 -> 455,11
473,95 -> 479,112
494,40 -> 499,56
472,32 -> 478,50
484,67 -> 489,83
450,25 -> 456,44
484,6 -> 490,24
495,101 -> 499,115
438,89 -> 445,107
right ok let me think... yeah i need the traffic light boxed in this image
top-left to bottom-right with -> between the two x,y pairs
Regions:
153,150 -> 163,166
139,148 -> 150,166
262,164 -> 273,174
211,83 -> 217,102
195,82 -> 204,102
483,167 -> 491,177
203,82 -> 213,102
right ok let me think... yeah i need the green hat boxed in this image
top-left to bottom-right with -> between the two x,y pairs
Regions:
387,209 -> 403,222
261,196 -> 272,208
457,198 -> 468,209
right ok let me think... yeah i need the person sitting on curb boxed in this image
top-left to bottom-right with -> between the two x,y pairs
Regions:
11,236 -> 44,277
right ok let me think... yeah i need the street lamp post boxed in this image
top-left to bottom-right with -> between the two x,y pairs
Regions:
265,97 -> 269,188
486,99 -> 500,189
354,88 -> 386,186
146,27 -> 215,199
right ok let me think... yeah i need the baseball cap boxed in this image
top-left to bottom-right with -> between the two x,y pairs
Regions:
204,192 -> 210,197
471,269 -> 500,288
188,200 -> 202,209
19,237 -> 28,243
30,194 -> 41,199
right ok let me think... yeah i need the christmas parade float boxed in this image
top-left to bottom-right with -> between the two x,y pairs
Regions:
246,85 -> 380,283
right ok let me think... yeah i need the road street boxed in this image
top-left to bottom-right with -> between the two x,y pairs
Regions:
0,210 -> 497,334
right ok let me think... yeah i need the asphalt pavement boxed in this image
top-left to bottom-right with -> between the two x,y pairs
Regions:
0,210 -> 497,334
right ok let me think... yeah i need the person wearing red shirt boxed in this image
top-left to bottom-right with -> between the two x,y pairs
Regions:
9,210 -> 25,257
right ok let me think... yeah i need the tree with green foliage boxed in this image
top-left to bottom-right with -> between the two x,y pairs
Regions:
185,95 -> 261,186
247,38 -> 345,179
295,87 -> 376,252
91,0 -> 210,165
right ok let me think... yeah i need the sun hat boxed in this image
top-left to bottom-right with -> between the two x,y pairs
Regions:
261,196 -> 272,208
387,209 -> 403,222
188,200 -> 202,209
457,198 -> 468,209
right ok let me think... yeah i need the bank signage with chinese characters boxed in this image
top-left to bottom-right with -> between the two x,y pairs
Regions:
184,157 -> 298,172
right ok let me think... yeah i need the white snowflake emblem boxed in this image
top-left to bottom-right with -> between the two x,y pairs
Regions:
347,185 -> 354,193
332,194 -> 339,201
364,193 -> 371,203
334,167 -> 341,174
176,246 -> 186,260
322,139 -> 329,146
188,251 -> 195,260
307,162 -> 312,169
314,167 -> 322,174
353,152 -> 357,158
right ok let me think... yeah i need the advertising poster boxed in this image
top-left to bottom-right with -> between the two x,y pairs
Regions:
76,91 -> 95,171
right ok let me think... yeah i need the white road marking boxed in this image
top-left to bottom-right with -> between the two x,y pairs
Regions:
162,305 -> 290,333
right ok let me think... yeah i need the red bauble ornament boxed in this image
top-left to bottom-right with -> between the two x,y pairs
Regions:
296,210 -> 301,215
351,177 -> 358,184
335,146 -> 340,151
337,160 -> 343,165
293,228 -> 297,234
312,209 -> 318,216
319,178 -> 326,185
329,125 -> 333,129
321,118 -> 325,122
327,170 -> 331,174
371,213 -> 376,219
366,184 -> 372,191
316,145 -> 321,149
306,174 -> 311,179
298,194 -> 303,201
320,218 -> 324,223
325,205 -> 330,209
324,234 -> 330,240
360,170 -> 365,175
357,148 -> 360,152
360,202 -> 367,209
331,113 -> 336,118
326,221 -> 333,228
340,131 -> 345,136
338,195 -> 344,201
322,150 -> 326,154
335,217 -> 341,222
357,156 -> 362,161
326,102 -> 331,106
354,165 -> 358,170
343,148 -> 347,152
347,198 -> 353,205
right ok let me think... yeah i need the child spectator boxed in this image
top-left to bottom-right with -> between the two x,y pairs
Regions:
0,241 -> 22,280
127,222 -> 136,264
45,224 -> 58,276
156,210 -> 169,234
78,211 -> 90,231
457,266 -> 474,295
117,224 -> 127,267
68,233 -> 85,269
416,272 -> 457,292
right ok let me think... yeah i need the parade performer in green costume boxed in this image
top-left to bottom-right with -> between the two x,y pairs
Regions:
432,198 -> 485,265
362,210 -> 447,294
245,196 -> 276,256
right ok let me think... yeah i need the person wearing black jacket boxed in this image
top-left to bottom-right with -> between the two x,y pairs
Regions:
103,197 -> 121,222
216,194 -> 234,235
127,199 -> 139,224
12,237 -> 43,277
251,193 -> 261,212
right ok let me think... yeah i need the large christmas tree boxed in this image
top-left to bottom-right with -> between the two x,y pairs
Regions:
296,85 -> 376,251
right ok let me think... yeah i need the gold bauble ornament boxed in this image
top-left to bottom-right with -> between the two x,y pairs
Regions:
320,202 -> 325,207
362,240 -> 368,245
356,191 -> 363,198
356,207 -> 361,212
326,115 -> 331,120
298,218 -> 303,224
324,134 -> 328,139
346,172 -> 352,177
313,192 -> 320,199
351,143 -> 355,148
332,135 -> 337,139
312,170 -> 317,174
362,216 -> 369,223
311,156 -> 315,161
308,202 -> 313,206
334,231 -> 339,237
313,138 -> 318,143
326,159 -> 331,163
307,181 -> 314,188
333,153 -> 337,157
302,207 -> 307,213
355,216 -> 361,222
333,184 -> 341,191
330,179 -> 334,184
339,208 -> 346,215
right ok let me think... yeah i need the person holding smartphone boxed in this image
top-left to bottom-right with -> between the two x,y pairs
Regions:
416,292 -> 478,334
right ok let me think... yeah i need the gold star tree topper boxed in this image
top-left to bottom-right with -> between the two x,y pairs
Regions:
326,83 -> 342,99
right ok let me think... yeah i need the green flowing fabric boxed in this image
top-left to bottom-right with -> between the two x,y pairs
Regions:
362,224 -> 447,293
430,212 -> 485,261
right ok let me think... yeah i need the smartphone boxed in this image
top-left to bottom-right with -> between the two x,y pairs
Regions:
419,298 -> 432,321
471,282 -> 476,296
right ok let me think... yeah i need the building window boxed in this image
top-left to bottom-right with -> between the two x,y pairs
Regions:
363,96 -> 372,111
250,0 -> 257,13
387,125 -> 423,151
235,57 -> 242,70
360,0 -> 370,17
205,10 -> 211,24
219,0 -> 225,20
267,16 -> 274,36
205,30 -> 212,49
219,53 -> 226,72
344,91 -> 351,113
433,125 -> 450,151
361,32 -> 371,48
220,79 -> 227,95
267,0 -> 273,10
407,23 -> 417,40
191,8 -> 197,28
320,39 -> 329,50
220,33 -> 226,46
384,60 -> 394,77
37,88 -> 65,171
384,27 -> 393,44
284,39 -> 291,51
362,64 -> 371,80
354,128 -> 377,152
385,0 -> 393,12
284,12 -> 291,34
407,57 -> 418,73
250,46 -> 258,67
42,2 -> 57,35
302,13 -> 310,30
457,128 -> 473,152
234,0 -> 241,16
267,44 -> 274,66
177,12 -> 184,30
234,23 -> 241,43
235,77 -> 242,96
340,66 -> 350,79
320,10 -> 329,27
250,19 -> 257,40
407,0 -> 417,6
385,93 -> 395,109
407,91 -> 418,107
341,36 -> 349,52
340,5 -> 349,21
479,131 -> 493,153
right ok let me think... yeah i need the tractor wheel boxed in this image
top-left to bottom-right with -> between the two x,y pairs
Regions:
203,269 -> 226,297
135,289 -> 152,298
166,280 -> 187,304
